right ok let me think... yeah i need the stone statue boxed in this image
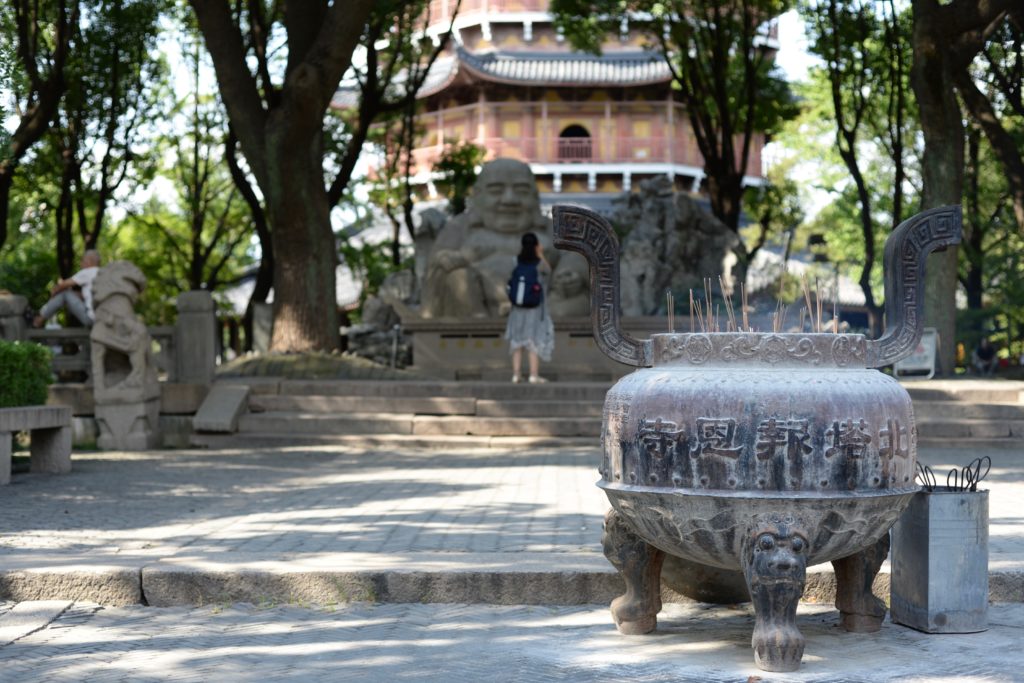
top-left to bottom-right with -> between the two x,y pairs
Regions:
420,158 -> 589,318
90,261 -> 160,449
613,176 -> 740,316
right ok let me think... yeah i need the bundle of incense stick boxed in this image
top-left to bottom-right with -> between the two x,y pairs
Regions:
801,275 -> 816,333
741,283 -> 749,332
666,290 -> 675,332
719,276 -> 738,332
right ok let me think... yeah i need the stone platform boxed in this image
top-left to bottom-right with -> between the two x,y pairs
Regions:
0,443 -> 1021,608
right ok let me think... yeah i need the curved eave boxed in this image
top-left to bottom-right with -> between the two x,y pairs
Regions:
417,57 -> 462,99
419,48 -> 673,98
456,59 -> 672,89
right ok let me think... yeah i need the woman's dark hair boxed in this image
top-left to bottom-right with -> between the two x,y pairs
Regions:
517,232 -> 540,264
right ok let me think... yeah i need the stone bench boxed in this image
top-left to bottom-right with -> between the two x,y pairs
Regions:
0,406 -> 72,485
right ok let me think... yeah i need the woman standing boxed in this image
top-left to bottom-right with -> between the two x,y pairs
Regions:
505,232 -> 555,383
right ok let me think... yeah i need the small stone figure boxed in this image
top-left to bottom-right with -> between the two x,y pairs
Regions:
90,261 -> 160,450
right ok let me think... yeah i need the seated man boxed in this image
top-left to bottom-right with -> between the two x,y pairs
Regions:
33,250 -> 101,327
971,337 -> 997,376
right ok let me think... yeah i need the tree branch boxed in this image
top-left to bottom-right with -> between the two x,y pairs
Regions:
190,0 -> 270,188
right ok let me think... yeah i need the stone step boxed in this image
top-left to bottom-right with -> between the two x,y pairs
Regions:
6,556 -> 1023,607
261,379 -> 1024,406
249,395 -> 476,416
912,401 -> 1024,421
916,436 -> 1023,450
196,429 -> 1022,453
275,379 -> 611,402
475,399 -> 604,418
237,412 -> 416,435
191,432 -> 598,450
903,380 -> 1024,405
412,415 -> 602,437
916,418 -> 1024,439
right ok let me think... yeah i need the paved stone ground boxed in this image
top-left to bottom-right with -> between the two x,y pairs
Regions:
1,444 -> 1021,573
1,600 -> 1022,682
1,441 -> 1023,679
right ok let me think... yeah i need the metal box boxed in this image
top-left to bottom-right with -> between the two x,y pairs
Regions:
891,489 -> 989,633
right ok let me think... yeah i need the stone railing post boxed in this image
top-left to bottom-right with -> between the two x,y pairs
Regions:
0,294 -> 28,341
175,290 -> 217,385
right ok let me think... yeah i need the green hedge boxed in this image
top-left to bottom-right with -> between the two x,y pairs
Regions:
0,340 -> 53,408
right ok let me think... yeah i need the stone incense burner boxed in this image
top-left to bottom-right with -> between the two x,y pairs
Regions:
552,204 -> 962,672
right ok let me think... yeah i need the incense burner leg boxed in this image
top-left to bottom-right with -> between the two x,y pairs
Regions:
742,523 -> 808,672
602,508 -> 665,635
832,533 -> 890,633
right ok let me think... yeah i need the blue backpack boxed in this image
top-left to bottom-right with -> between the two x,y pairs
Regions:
507,262 -> 543,308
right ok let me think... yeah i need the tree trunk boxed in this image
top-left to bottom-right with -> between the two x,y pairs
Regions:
911,0 -> 963,375
56,148 -> 77,278
265,120 -> 339,352
963,127 -> 984,310
705,169 -> 743,232
0,170 -> 14,252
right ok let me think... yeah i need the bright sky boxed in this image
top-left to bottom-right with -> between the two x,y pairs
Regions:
775,9 -> 818,83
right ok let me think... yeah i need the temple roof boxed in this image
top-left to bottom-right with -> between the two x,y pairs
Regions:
451,48 -> 672,89
334,47 -> 671,107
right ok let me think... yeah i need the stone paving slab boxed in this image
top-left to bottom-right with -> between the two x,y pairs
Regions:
0,600 -> 70,646
0,601 -> 1022,682
0,444 -> 1022,606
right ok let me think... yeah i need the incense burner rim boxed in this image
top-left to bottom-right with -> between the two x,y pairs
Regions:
648,331 -> 871,368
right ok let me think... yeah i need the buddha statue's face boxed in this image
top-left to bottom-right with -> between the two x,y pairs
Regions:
472,160 -> 540,234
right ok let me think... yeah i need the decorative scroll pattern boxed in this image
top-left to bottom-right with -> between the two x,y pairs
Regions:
654,333 -> 865,367
553,205 -> 652,367
720,335 -> 822,365
609,492 -> 913,568
865,206 -> 962,367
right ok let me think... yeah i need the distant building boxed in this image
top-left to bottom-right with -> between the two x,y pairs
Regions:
404,0 -> 774,208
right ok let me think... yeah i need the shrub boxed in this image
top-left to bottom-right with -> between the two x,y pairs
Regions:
0,340 -> 53,408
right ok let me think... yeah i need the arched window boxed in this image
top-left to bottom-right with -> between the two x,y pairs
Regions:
558,124 -> 592,161
560,124 -> 590,138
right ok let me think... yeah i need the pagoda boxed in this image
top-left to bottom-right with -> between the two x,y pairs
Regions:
410,0 -> 771,207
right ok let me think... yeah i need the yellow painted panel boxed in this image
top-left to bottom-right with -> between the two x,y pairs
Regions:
633,120 -> 652,137
587,91 -> 609,102
543,91 -> 562,102
502,120 -> 522,138
565,178 -> 586,192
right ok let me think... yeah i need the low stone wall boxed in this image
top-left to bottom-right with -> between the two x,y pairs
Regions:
403,316 -> 667,380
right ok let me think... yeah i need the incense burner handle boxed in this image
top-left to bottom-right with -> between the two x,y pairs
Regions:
865,205 -> 962,368
552,204 -> 652,368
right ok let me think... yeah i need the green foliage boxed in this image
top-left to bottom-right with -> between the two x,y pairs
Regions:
551,0 -> 796,229
0,340 -> 52,408
0,227 -> 58,309
432,142 -> 485,215
339,238 -> 408,306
